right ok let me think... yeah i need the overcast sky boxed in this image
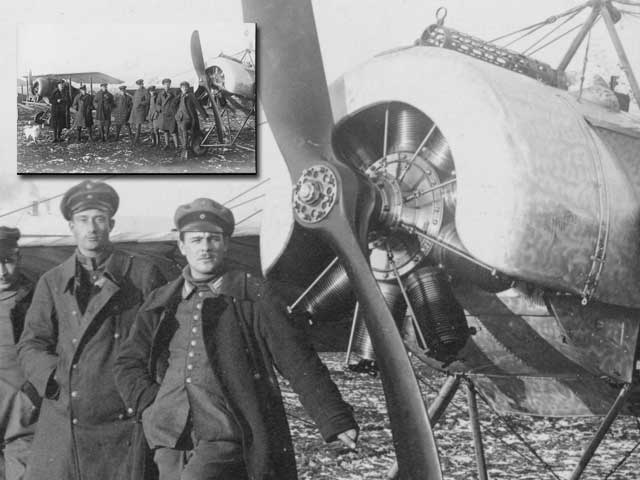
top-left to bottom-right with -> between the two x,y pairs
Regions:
17,23 -> 255,87
1,0 -> 639,216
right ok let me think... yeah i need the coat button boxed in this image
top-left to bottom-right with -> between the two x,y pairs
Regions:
127,407 -> 134,415
71,391 -> 78,398
188,351 -> 194,357
191,327 -> 197,334
71,338 -> 78,344
114,332 -> 120,339
118,413 -> 124,420
187,364 -> 193,370
72,364 -> 78,370
190,340 -> 196,346
253,373 -> 261,380
72,418 -> 78,425
186,378 -> 192,384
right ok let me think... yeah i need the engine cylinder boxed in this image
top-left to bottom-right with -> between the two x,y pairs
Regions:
294,262 -> 354,319
388,106 -> 430,154
352,280 -> 406,361
423,128 -> 454,175
404,266 -> 470,362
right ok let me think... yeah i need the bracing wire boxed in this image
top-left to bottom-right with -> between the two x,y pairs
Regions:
414,373 -> 563,479
489,2 -> 589,46
528,21 -> 588,56
521,9 -> 583,55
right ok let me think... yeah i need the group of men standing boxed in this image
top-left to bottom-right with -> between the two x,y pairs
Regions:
1,180 -> 358,480
51,78 -> 210,158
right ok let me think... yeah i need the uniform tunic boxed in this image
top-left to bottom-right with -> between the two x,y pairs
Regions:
18,249 -> 165,480
115,269 -> 358,480
142,276 -> 241,449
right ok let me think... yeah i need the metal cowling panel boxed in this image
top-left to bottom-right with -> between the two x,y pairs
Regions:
331,46 -> 640,308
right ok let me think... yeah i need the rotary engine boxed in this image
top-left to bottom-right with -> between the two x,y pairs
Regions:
291,102 -> 498,365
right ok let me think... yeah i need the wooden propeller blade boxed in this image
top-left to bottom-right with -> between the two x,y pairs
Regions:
242,1 -> 443,478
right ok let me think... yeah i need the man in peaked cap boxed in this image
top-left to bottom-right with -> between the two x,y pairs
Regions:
116,198 -> 358,480
156,78 -> 179,151
93,83 -> 114,141
175,81 -> 209,159
71,85 -> 94,143
113,85 -> 133,141
18,180 -> 165,480
130,79 -> 150,146
0,227 -> 38,480
50,80 -> 70,143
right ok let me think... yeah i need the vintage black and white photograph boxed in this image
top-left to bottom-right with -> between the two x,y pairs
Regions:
2,0 -> 640,479
16,23 -> 256,174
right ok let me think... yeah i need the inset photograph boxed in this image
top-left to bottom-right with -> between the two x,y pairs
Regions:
17,24 -> 256,174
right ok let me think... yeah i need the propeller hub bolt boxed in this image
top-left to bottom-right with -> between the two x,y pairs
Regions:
299,181 -> 322,204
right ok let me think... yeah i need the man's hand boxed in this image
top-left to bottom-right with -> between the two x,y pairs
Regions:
336,428 -> 358,450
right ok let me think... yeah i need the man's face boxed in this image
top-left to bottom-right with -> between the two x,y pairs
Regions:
163,83 -> 171,92
181,85 -> 188,94
101,85 -> 107,92
57,83 -> 64,91
0,250 -> 20,292
69,209 -> 114,256
178,230 -> 228,279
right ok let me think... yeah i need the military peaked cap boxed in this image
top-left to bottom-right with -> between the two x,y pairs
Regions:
180,81 -> 190,88
0,226 -> 20,252
118,85 -> 127,90
135,79 -> 144,86
162,78 -> 172,85
79,85 -> 87,91
148,85 -> 156,91
99,83 -> 108,87
174,198 -> 234,236
60,180 -> 119,220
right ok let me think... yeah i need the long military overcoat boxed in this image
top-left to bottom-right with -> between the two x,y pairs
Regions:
130,88 -> 151,126
71,93 -> 94,128
50,89 -> 70,130
114,269 -> 357,480
155,90 -> 177,132
1,276 -> 38,448
147,92 -> 161,130
93,90 -> 114,123
18,250 -> 165,480
113,93 -> 133,126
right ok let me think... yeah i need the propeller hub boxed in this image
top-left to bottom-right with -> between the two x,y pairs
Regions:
298,181 -> 322,204
293,165 -> 337,223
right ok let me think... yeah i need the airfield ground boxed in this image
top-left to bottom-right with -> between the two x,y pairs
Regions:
16,107 -> 256,174
290,353 -> 640,479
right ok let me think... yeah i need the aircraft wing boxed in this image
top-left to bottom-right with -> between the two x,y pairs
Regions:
25,72 -> 124,84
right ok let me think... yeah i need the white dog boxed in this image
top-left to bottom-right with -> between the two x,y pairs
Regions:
23,122 -> 43,144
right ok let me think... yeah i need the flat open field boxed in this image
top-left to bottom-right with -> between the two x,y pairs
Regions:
288,353 -> 640,479
16,106 -> 256,174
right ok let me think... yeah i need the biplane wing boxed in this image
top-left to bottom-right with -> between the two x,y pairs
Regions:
25,72 -> 124,85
